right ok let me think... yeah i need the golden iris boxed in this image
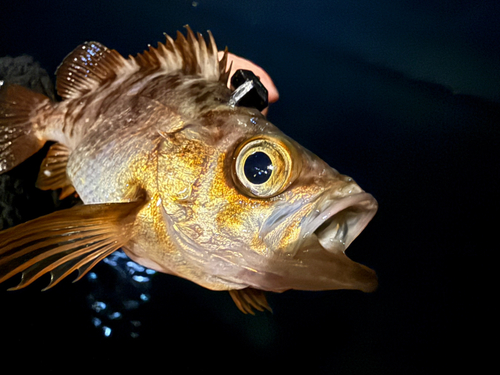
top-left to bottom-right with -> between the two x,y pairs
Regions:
233,136 -> 297,198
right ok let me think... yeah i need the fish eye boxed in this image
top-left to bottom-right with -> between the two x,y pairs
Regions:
233,136 -> 299,198
244,151 -> 273,184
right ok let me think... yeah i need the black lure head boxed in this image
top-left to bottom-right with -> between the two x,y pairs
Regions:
229,69 -> 269,112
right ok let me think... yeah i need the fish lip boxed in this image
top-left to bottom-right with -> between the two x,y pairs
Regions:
301,192 -> 378,255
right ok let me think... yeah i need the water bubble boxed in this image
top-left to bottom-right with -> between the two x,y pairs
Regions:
103,326 -> 112,337
108,312 -> 122,320
126,261 -> 145,273
92,301 -> 107,312
132,275 -> 150,283
92,317 -> 102,327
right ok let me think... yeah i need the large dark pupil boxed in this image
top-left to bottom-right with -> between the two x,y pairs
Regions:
244,152 -> 273,184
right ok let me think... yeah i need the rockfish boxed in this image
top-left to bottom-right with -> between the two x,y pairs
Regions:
0,27 -> 378,313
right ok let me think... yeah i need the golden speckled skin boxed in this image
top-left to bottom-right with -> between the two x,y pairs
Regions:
33,33 -> 378,293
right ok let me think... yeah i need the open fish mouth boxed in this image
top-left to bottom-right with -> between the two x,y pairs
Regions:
305,192 -> 378,255
230,191 -> 378,293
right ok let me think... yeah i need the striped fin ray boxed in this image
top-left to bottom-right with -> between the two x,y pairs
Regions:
0,84 -> 52,173
56,41 -> 137,100
229,288 -> 272,315
36,142 -> 75,199
134,25 -> 230,84
0,199 -> 144,290
55,26 -> 230,102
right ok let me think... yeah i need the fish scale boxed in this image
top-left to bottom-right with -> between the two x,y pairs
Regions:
0,26 -> 377,314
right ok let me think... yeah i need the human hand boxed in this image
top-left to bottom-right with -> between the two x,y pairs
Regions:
219,51 -> 279,116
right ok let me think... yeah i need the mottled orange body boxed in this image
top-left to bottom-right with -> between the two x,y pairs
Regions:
0,27 -> 377,313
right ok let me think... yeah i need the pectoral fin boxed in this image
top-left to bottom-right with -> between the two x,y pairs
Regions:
229,288 -> 272,315
0,199 -> 145,290
36,142 -> 76,199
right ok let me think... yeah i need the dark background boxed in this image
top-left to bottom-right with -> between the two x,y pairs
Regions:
1,1 -> 497,373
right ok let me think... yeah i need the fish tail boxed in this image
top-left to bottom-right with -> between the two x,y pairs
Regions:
0,84 -> 54,174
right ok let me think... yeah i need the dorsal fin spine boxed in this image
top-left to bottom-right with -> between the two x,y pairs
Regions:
131,26 -> 226,83
56,26 -> 227,101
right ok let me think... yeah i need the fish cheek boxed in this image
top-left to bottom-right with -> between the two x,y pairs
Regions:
205,152 -> 273,255
156,136 -> 211,224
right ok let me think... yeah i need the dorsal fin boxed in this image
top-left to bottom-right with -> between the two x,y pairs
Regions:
133,25 -> 230,84
56,41 -> 133,100
55,27 -> 229,100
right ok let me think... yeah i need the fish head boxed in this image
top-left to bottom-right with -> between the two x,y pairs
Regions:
156,106 -> 377,292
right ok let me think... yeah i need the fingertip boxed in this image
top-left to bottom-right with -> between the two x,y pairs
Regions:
221,51 -> 279,103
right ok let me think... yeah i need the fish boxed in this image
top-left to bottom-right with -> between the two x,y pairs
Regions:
0,26 -> 378,314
